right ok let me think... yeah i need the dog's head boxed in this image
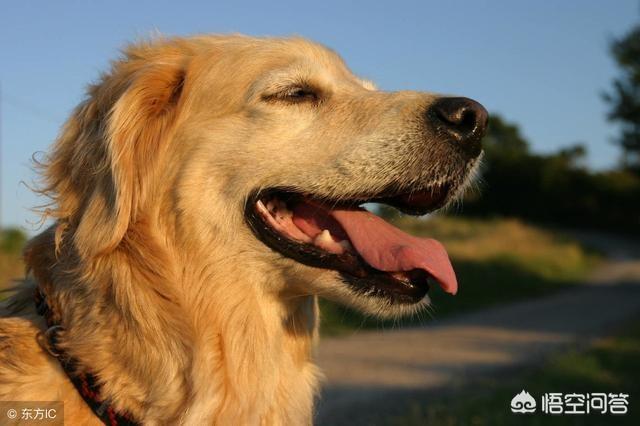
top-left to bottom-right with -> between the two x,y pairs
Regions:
41,35 -> 487,318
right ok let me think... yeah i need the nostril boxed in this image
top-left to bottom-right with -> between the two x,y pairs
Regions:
435,104 -> 470,127
458,109 -> 478,133
429,97 -> 488,157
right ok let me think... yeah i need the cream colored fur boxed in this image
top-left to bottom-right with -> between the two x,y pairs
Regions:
0,35 -> 479,424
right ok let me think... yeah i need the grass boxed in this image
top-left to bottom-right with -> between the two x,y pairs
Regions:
320,216 -> 601,336
378,315 -> 640,426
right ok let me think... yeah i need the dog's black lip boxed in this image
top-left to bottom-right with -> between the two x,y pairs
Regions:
339,271 -> 430,303
244,187 -> 442,303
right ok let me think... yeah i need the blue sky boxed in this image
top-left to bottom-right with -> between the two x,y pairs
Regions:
1,0 -> 638,229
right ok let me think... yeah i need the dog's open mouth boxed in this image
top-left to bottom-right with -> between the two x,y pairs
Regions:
245,185 -> 457,303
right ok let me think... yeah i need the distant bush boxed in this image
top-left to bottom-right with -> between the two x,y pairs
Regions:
462,115 -> 640,235
0,228 -> 27,254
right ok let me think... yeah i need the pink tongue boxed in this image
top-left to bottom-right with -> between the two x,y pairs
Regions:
331,209 -> 458,295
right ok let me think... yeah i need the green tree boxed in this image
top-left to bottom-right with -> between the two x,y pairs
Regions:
604,24 -> 640,172
482,115 -> 529,159
463,113 -> 640,234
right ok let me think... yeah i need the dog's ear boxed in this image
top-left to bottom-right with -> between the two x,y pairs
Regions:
45,44 -> 188,260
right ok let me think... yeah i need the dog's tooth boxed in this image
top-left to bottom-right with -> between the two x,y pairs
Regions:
314,229 -> 333,244
313,229 -> 347,255
266,200 -> 276,213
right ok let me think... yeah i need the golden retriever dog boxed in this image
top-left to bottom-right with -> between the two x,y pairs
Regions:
0,35 -> 487,424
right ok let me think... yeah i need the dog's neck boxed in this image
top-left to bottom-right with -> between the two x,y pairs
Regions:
26,224 -> 320,424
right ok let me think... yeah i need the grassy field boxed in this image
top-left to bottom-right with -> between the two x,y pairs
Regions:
320,216 -> 601,335
379,315 -> 640,426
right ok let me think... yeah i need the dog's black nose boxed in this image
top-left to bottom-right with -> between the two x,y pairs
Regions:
429,97 -> 488,158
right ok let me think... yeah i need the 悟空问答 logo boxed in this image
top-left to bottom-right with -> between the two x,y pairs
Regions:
511,390 -> 537,413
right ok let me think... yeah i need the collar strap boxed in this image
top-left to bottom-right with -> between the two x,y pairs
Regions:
34,287 -> 140,426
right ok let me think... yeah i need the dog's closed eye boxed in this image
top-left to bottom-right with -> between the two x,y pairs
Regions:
282,87 -> 318,102
262,85 -> 320,104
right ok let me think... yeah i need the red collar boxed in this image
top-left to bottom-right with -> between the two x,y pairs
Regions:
34,287 -> 140,426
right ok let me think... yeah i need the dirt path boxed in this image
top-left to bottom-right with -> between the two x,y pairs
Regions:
315,232 -> 640,424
